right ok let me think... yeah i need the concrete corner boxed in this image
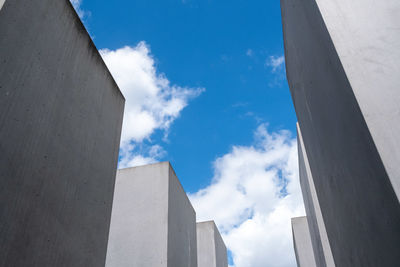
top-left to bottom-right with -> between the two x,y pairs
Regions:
197,221 -> 228,267
106,162 -> 197,267
292,216 -> 317,267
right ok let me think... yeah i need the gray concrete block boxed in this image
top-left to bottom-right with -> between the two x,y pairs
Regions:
0,0 -> 125,266
281,0 -> 400,266
292,216 -> 317,267
297,123 -> 335,267
197,221 -> 228,267
0,0 -> 5,11
313,0 -> 400,200
106,162 -> 197,267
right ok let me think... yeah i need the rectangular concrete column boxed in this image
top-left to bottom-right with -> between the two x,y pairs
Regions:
106,162 -> 197,267
0,1 -> 125,266
297,123 -> 335,267
281,0 -> 400,266
197,221 -> 228,267
292,216 -> 317,267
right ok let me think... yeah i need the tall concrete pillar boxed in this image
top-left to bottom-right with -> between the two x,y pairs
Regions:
281,0 -> 400,266
292,216 -> 317,267
297,123 -> 335,267
106,162 -> 197,267
196,221 -> 228,267
0,0 -> 125,266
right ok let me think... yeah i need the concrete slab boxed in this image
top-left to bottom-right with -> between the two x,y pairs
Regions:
297,123 -> 335,267
292,216 -> 317,267
197,221 -> 228,267
106,162 -> 197,267
281,0 -> 400,266
0,0 -> 124,266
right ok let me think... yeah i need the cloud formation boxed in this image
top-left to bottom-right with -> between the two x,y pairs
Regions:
70,0 -> 85,18
267,55 -> 285,72
100,42 -> 204,167
189,124 -> 304,267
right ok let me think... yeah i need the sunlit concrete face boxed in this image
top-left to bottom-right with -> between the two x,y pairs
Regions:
106,162 -> 197,267
0,0 -> 5,11
281,0 -> 400,266
197,221 -> 228,267
313,0 -> 400,199
297,123 -> 335,267
292,217 -> 317,267
0,0 -> 125,266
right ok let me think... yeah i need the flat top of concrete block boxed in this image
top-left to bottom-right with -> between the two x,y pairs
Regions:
197,220 -> 227,249
117,161 -> 194,212
291,216 -> 307,224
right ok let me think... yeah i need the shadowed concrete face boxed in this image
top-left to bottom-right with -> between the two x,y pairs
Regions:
197,221 -> 228,267
106,162 -> 197,267
0,0 -> 124,266
292,217 -> 317,267
297,123 -> 335,267
281,0 -> 400,266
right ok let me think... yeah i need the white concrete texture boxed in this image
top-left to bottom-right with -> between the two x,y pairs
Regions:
314,0 -> 400,199
292,217 -> 317,267
297,123 -> 335,267
106,162 -> 197,267
197,221 -> 228,267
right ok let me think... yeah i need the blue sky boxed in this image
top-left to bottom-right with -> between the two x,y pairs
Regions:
72,1 -> 304,266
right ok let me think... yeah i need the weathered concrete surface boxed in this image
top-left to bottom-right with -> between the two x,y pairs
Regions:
0,0 -> 125,266
197,221 -> 228,267
106,162 -> 197,267
281,0 -> 400,266
292,217 -> 317,267
297,123 -> 335,267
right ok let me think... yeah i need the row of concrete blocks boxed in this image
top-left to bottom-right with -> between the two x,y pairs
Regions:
0,1 -> 227,266
291,124 -> 335,267
281,0 -> 400,266
106,162 -> 228,267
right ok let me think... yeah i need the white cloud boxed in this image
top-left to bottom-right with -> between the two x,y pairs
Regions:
267,55 -> 285,72
118,144 -> 166,169
189,124 -> 304,267
246,49 -> 254,57
70,0 -> 85,18
100,42 -> 204,167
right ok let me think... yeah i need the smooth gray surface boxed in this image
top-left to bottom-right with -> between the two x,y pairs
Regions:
197,221 -> 228,267
314,0 -> 400,199
297,123 -> 335,267
292,217 -> 317,267
281,0 -> 400,266
0,0 -> 125,266
167,164 -> 198,267
106,162 -> 197,267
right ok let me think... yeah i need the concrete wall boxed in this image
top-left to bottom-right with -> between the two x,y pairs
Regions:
292,217 -> 317,267
0,0 -> 125,266
281,0 -> 400,266
297,123 -> 335,267
0,0 -> 5,11
106,162 -> 197,267
314,0 -> 400,199
167,165 -> 198,267
197,221 -> 228,267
